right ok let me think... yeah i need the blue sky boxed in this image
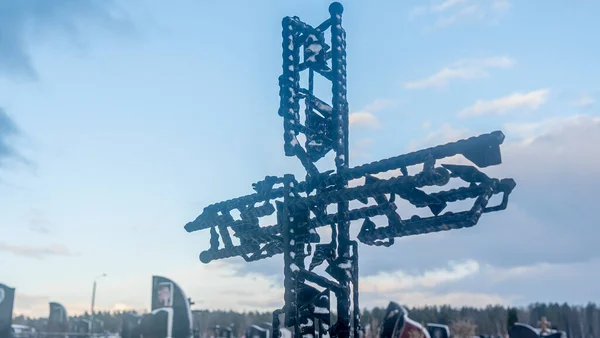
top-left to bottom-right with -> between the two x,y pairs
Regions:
1,0 -> 599,317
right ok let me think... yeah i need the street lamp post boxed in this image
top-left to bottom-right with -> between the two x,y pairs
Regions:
90,273 -> 107,334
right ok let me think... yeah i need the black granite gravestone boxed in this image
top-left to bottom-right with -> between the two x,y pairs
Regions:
0,283 -> 15,338
47,302 -> 68,338
149,276 -> 193,338
121,313 -> 142,338
427,324 -> 449,338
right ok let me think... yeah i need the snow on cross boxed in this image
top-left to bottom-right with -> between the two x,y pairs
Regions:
184,3 -> 516,338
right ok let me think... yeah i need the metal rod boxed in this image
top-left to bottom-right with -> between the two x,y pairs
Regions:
90,274 -> 106,333
329,3 -> 352,338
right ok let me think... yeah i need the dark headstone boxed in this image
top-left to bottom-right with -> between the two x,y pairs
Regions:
121,313 -> 142,338
509,323 -> 540,338
379,302 -> 430,338
379,302 -> 406,338
151,276 -> 193,338
47,302 -> 68,338
70,318 -> 90,335
140,309 -> 171,338
427,324 -> 450,338
0,283 -> 15,338
544,333 -> 566,338
246,324 -> 270,338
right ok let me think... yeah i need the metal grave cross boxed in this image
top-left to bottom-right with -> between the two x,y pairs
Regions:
539,317 -> 552,333
184,3 -> 516,338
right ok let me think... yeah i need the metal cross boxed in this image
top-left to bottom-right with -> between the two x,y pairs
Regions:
539,317 -> 551,333
184,3 -> 516,338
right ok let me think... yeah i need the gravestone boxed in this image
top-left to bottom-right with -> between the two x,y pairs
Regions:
47,302 -> 68,338
140,309 -> 172,338
246,324 -> 270,338
427,324 -> 450,338
184,3 -> 516,338
121,313 -> 142,338
70,318 -> 90,335
141,275 -> 193,338
379,302 -> 429,338
0,283 -> 15,338
509,323 -> 566,338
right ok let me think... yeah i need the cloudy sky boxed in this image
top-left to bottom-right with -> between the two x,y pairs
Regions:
1,0 -> 599,318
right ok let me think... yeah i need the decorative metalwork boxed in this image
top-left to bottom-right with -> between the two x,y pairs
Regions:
184,3 -> 516,338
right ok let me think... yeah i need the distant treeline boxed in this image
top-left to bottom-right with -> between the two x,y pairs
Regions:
13,302 -> 600,338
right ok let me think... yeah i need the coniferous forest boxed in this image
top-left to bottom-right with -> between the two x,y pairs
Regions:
12,303 -> 600,338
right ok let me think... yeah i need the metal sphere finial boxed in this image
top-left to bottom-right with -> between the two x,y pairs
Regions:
329,2 -> 344,15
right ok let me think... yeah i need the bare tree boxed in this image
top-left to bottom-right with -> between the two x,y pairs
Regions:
450,319 -> 477,338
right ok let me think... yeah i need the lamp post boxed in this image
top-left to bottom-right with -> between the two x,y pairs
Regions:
90,273 -> 107,333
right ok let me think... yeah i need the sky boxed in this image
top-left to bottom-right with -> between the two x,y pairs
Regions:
0,0 -> 599,318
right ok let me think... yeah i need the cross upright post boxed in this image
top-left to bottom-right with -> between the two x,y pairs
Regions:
184,3 -> 516,338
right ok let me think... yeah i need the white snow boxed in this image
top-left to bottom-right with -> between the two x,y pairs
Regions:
338,261 -> 351,269
300,319 -> 314,328
314,306 -> 329,314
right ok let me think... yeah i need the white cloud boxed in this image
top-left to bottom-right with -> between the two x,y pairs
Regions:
502,114 -> 599,140
498,114 -> 600,178
0,242 -> 76,259
358,259 -> 521,308
14,260 -> 285,317
408,113 -> 600,178
407,123 -> 470,151
485,262 -> 554,283
575,93 -> 595,108
434,4 -> 483,28
492,0 -> 512,12
366,292 -> 511,309
433,0 -> 470,12
13,293 -> 50,317
404,56 -> 515,89
410,0 -> 512,30
360,260 -> 479,294
349,112 -> 381,129
349,99 -> 401,129
364,99 -> 402,112
112,302 -> 136,312
163,261 -> 284,312
458,89 -> 550,118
